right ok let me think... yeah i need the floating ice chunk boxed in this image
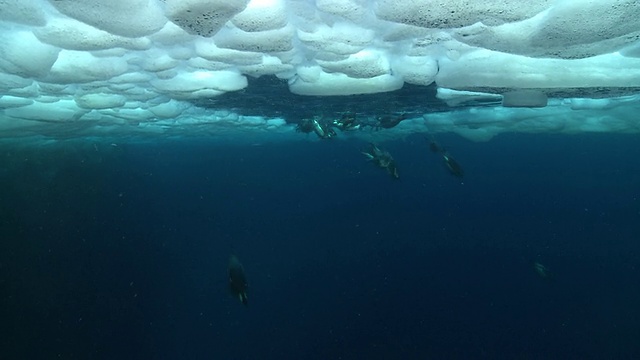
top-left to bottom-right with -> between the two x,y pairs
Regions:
0,0 -> 47,26
375,0 -> 551,28
0,0 -> 638,138
294,65 -> 322,83
456,3 -> 640,59
155,70 -> 178,80
214,25 -> 294,52
34,18 -> 151,51
108,83 -> 136,92
195,39 -> 263,65
285,0 -> 316,27
436,88 -> 502,106
317,49 -> 391,78
239,55 -> 294,78
148,100 -> 190,118
8,82 -> 39,98
391,55 -> 438,86
454,127 -> 500,142
46,51 -> 128,83
314,53 -> 350,63
187,57 -> 233,71
110,72 -> 154,85
150,70 -> 248,98
0,96 -> 34,109
0,73 -> 34,92
232,0 -> 288,32
75,93 -> 127,109
119,88 -> 161,102
91,48 -> 128,58
530,1 -> 640,57
5,99 -> 85,121
620,41 -> 640,58
297,23 -> 375,55
165,0 -> 250,37
96,107 -> 157,122
34,96 -> 60,104
315,0 -> 370,22
166,46 -> 195,61
0,30 -> 60,78
266,118 -> 287,129
382,24 -> 435,42
48,0 -> 167,37
436,50 -> 640,91
568,98 -> 613,110
148,21 -> 194,45
238,116 -> 267,126
289,67 -> 403,96
143,54 -> 180,72
502,90 -> 548,108
37,82 -> 73,95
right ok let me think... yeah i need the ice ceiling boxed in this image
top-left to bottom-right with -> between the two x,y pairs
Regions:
1,0 -> 640,141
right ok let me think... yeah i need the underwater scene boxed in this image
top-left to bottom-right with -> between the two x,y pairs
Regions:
2,0 -> 640,358
0,122 -> 640,359
2,118 -> 640,359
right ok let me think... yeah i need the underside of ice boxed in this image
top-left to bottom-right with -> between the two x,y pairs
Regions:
1,0 -> 640,141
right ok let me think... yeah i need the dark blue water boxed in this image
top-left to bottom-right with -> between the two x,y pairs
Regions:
1,133 -> 639,359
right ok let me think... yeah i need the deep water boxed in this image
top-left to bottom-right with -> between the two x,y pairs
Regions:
1,132 -> 639,359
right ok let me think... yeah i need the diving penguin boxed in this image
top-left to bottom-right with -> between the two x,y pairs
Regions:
533,261 -> 554,280
442,153 -> 464,178
376,113 -> 407,129
228,255 -> 249,306
425,137 -> 464,178
362,143 -> 400,179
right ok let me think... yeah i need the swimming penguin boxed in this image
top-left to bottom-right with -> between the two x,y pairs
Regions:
297,117 -> 336,139
311,117 -> 336,139
376,113 -> 407,129
362,143 -> 399,179
533,261 -> 554,280
296,118 -> 315,134
332,112 -> 360,131
429,140 -> 442,153
442,153 -> 464,178
425,137 -> 464,178
228,255 -> 248,306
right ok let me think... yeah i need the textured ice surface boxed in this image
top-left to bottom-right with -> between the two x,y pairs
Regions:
0,0 -> 639,140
